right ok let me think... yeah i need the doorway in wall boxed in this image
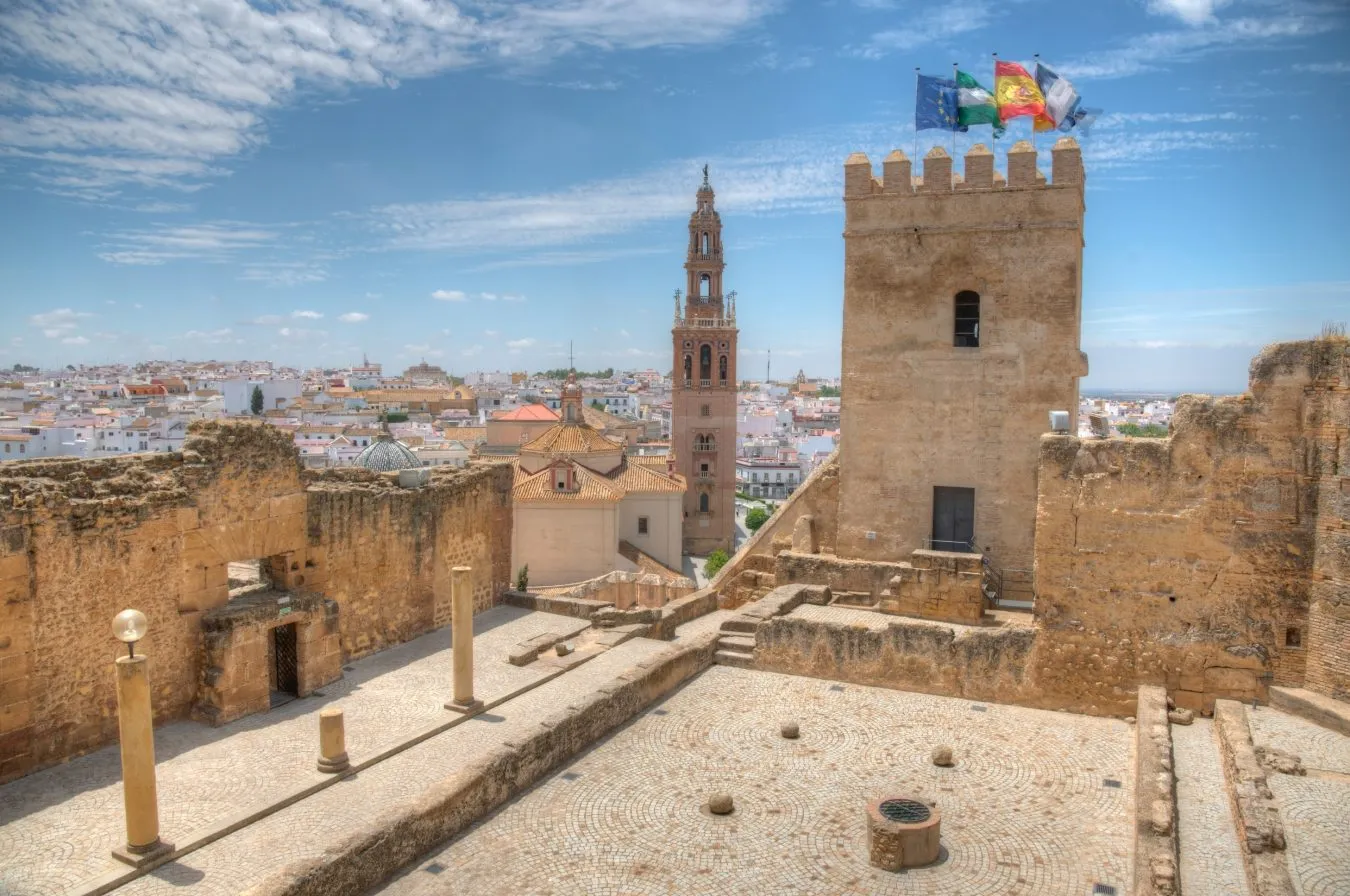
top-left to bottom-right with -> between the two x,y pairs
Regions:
270,623 -> 299,708
931,486 -> 975,552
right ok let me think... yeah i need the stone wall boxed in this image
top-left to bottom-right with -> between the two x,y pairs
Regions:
1035,338 -> 1349,712
0,421 -> 514,782
711,451 -> 839,608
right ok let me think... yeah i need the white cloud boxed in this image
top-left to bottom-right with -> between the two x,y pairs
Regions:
1146,0 -> 1231,26
182,327 -> 240,344
481,292 -> 498,301
60,335 -> 89,345
339,312 -> 369,323
502,293 -> 526,303
1059,10 -> 1338,79
462,345 -> 483,357
247,314 -> 285,326
132,302 -> 142,309
97,221 -> 277,265
485,330 -> 499,337
620,329 -> 631,337
133,200 -> 191,213
507,337 -> 537,351
29,307 -> 91,334
432,289 -> 468,302
1294,60 -> 1350,74
291,310 -> 324,320
856,0 -> 994,56
0,0 -> 775,197
240,262 -> 327,286
277,327 -> 327,340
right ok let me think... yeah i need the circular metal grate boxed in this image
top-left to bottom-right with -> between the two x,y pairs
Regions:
878,798 -> 931,823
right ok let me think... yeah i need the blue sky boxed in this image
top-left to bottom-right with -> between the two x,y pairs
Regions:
1,0 -> 1347,392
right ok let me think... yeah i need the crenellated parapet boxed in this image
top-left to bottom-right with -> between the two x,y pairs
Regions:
844,136 -> 1083,198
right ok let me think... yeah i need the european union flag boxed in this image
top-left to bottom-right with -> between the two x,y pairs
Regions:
916,74 -> 965,132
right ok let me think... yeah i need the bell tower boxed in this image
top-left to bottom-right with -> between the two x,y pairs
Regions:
671,166 -> 739,555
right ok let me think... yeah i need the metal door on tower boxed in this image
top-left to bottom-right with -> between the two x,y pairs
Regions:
931,486 -> 974,552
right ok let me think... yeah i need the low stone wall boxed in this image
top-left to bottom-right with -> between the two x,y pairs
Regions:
649,587 -> 721,640
501,589 -> 610,619
240,632 -> 719,896
1133,686 -> 1179,896
773,551 -> 903,603
755,611 -> 1041,706
1214,699 -> 1295,896
530,570 -> 695,611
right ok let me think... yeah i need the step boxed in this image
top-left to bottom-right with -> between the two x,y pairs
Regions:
717,634 -> 756,652
719,615 -> 761,634
714,649 -> 756,669
1269,686 -> 1350,736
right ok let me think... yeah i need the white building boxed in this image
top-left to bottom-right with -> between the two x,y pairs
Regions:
222,378 -> 302,416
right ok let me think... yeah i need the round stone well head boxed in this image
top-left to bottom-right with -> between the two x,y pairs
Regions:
866,797 -> 941,870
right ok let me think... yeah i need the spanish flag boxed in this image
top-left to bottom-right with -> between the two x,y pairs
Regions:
994,60 -> 1046,123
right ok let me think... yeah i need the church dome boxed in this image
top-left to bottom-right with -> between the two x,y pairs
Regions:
355,433 -> 421,472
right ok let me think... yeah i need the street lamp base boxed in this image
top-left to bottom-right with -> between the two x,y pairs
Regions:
112,838 -> 175,868
443,697 -> 483,715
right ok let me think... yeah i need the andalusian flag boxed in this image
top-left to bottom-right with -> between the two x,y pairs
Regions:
994,60 -> 1046,123
955,70 -> 1005,136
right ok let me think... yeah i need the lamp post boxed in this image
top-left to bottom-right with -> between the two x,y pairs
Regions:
110,609 -> 173,866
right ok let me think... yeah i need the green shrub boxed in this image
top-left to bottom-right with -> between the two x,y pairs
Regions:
745,506 -> 770,532
515,564 -> 529,591
704,549 -> 730,579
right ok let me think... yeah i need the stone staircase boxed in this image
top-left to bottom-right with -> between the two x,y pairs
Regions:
714,614 -> 760,668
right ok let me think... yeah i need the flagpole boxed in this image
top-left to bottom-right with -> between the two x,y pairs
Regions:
992,52 -> 999,175
914,67 -> 920,165
1033,53 -> 1041,160
952,61 -> 959,164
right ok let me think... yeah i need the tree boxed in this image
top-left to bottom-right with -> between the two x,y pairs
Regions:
704,549 -> 730,578
745,506 -> 770,532
1117,422 -> 1168,438
590,399 -> 607,411
818,385 -> 841,398
250,384 -> 264,415
516,564 -> 529,591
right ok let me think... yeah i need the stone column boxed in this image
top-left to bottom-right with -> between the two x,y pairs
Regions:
445,566 -> 482,713
316,708 -> 350,773
112,655 -> 173,866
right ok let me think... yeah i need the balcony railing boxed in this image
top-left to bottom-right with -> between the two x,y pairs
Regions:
693,441 -> 716,452
674,316 -> 736,329
700,378 -> 711,388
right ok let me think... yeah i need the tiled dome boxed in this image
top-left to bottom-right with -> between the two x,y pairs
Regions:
355,433 -> 421,472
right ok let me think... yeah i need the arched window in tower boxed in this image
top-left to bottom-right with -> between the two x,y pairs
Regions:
699,492 -> 710,513
719,355 -> 728,383
955,290 -> 980,347
683,354 -> 692,384
699,273 -> 711,297
700,344 -> 712,382
701,232 -> 710,256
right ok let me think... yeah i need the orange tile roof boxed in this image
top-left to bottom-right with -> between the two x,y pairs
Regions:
493,404 -> 559,422
630,454 -> 670,467
520,423 -> 623,456
606,460 -> 685,493
512,462 -> 623,503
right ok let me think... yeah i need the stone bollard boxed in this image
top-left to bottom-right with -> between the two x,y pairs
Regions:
112,655 -> 174,866
317,708 -> 350,773
445,566 -> 482,713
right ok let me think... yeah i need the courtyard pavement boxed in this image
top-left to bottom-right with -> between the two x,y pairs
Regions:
1172,719 -> 1251,896
1249,706 -> 1350,896
0,606 -> 588,896
379,666 -> 1137,896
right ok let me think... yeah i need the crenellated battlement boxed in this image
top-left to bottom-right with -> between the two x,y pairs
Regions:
844,136 -> 1082,198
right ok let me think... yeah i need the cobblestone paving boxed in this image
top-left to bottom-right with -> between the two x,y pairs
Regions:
112,636 -> 674,896
669,609 -> 735,642
0,607 -> 587,896
381,666 -> 1135,896
1249,707 -> 1350,896
1172,719 -> 1251,896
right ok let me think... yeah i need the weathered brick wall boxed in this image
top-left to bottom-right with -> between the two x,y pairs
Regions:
1035,338 -> 1348,712
0,422 -> 514,782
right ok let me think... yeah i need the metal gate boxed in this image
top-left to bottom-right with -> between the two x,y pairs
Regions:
273,623 -> 298,696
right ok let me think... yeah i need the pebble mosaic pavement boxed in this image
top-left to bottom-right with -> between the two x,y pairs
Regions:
1171,719 -> 1251,896
109,636 -> 673,896
380,666 -> 1135,896
0,607 -> 587,896
1249,707 -> 1350,896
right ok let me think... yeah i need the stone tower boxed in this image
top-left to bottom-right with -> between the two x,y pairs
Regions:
836,138 -> 1089,595
671,167 -> 738,555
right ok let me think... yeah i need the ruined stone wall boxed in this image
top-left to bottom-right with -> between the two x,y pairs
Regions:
1034,339 -> 1349,712
710,451 -> 839,608
305,463 -> 512,661
837,141 -> 1087,574
0,422 -> 513,782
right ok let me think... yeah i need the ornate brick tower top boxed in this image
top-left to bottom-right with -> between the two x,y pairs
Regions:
671,166 -> 738,554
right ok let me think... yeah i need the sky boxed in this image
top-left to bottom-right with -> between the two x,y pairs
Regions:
1,0 -> 1347,393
